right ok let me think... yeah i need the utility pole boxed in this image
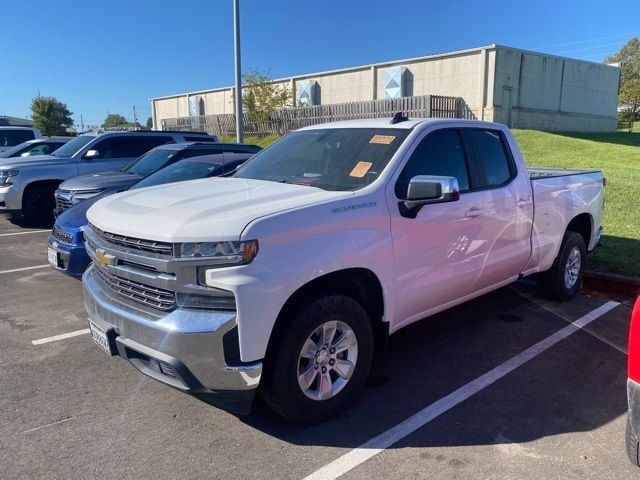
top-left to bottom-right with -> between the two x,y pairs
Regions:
80,114 -> 84,132
233,0 -> 243,142
132,105 -> 138,128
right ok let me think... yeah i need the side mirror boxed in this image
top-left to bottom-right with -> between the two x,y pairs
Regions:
20,152 -> 30,157
400,175 -> 460,218
84,149 -> 100,159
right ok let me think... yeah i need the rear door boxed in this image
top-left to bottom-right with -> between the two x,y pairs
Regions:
459,127 -> 533,293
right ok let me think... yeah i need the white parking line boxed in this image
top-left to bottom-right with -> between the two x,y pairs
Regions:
0,229 -> 50,237
0,264 -> 49,275
304,300 -> 620,480
31,329 -> 90,345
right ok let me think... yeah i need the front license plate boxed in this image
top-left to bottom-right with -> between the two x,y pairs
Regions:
88,320 -> 114,355
47,247 -> 58,267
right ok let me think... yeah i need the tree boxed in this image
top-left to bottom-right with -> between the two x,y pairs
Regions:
102,113 -> 128,128
605,38 -> 640,120
146,117 -> 153,129
30,96 -> 73,136
241,69 -> 291,122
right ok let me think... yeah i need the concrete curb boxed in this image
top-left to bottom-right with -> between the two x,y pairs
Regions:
584,270 -> 640,299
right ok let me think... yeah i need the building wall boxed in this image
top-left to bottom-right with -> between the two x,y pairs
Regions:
492,47 -> 620,131
151,45 -> 620,132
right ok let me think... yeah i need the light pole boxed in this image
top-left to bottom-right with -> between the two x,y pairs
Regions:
233,0 -> 243,143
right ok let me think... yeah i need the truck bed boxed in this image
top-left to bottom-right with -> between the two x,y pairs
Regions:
528,167 -> 601,180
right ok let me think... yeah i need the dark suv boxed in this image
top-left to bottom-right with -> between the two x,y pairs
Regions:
54,142 -> 261,216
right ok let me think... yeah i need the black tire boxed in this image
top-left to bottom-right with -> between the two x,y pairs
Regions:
627,415 -> 640,467
537,231 -> 586,301
259,294 -> 374,424
22,183 -> 57,227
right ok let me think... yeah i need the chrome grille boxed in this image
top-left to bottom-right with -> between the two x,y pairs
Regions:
55,194 -> 73,213
52,227 -> 73,244
94,266 -> 176,311
91,225 -> 173,255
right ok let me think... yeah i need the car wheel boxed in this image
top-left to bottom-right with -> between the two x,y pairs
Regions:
537,231 -> 586,301
22,184 -> 57,227
259,294 -> 374,423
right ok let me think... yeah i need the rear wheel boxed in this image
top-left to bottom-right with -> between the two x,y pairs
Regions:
537,231 -> 586,301
259,294 -> 374,423
22,183 -> 57,227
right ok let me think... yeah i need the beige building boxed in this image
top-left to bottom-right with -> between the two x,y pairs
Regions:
151,44 -> 621,132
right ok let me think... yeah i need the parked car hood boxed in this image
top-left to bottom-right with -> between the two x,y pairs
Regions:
0,154 -> 69,169
58,171 -> 141,192
87,177 -> 353,242
55,191 -> 114,230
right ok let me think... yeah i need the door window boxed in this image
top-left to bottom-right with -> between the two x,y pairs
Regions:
466,129 -> 514,188
90,136 -> 173,159
0,129 -> 35,147
395,129 -> 470,198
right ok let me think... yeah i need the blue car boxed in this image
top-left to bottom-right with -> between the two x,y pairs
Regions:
47,151 -> 254,278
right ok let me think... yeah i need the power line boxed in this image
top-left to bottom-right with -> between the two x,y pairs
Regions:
550,40 -> 627,55
575,51 -> 618,59
530,31 -> 638,50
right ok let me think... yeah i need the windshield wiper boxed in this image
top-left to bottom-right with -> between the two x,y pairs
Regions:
275,178 -> 318,187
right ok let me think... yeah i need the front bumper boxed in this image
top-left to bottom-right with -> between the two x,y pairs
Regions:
48,236 -> 91,278
83,265 -> 262,414
0,185 -> 21,216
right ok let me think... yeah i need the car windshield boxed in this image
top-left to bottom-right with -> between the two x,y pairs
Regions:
123,148 -> 178,176
52,135 -> 95,157
233,128 -> 409,191
0,141 -> 30,158
132,158 -> 223,190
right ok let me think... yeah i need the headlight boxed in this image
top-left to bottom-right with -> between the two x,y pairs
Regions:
175,240 -> 259,266
72,189 -> 105,203
0,170 -> 18,186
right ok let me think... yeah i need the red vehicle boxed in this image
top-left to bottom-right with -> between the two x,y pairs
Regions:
627,296 -> 640,466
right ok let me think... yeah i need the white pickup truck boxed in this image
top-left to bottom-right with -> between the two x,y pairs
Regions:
82,117 -> 604,422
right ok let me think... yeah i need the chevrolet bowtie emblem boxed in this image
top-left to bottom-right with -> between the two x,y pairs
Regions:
95,248 -> 116,268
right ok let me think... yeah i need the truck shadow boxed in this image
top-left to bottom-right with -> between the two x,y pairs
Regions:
555,131 -> 640,148
237,284 -> 629,449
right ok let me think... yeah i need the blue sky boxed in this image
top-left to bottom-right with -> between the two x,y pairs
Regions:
2,0 -> 638,128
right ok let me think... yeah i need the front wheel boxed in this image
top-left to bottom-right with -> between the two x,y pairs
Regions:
537,231 -> 586,301
259,294 -> 374,423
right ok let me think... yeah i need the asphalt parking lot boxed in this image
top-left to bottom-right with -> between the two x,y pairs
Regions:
0,216 -> 636,480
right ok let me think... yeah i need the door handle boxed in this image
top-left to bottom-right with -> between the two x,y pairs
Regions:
516,197 -> 532,207
465,207 -> 485,217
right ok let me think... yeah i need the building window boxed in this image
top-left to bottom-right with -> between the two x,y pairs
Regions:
298,79 -> 314,106
189,95 -> 205,117
384,66 -> 404,99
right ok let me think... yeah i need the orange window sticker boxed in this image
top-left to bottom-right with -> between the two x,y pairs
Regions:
350,161 -> 373,178
369,135 -> 395,145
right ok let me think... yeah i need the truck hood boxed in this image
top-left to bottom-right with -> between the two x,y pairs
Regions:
59,171 -> 141,192
87,177 -> 353,242
0,154 -> 72,170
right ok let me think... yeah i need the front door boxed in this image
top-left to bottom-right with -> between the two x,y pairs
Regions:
387,128 -> 480,328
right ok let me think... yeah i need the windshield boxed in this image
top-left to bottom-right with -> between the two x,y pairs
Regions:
52,135 -> 95,157
132,158 -> 223,190
234,128 -> 409,191
123,148 -> 178,176
0,141 -> 30,158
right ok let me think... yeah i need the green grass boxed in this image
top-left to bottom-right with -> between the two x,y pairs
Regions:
226,130 -> 639,276
514,130 -> 640,277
